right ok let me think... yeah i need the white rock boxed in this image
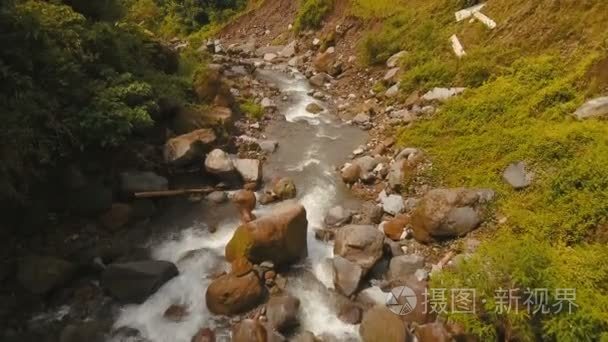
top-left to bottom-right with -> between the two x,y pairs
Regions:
422,87 -> 466,102
450,34 -> 466,58
264,53 -> 277,61
386,51 -> 407,68
385,83 -> 400,98
234,159 -> 262,183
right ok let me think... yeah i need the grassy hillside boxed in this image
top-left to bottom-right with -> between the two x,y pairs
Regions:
354,0 -> 608,340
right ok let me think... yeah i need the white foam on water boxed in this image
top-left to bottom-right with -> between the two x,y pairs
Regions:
287,277 -> 360,340
315,132 -> 339,140
286,158 -> 321,172
113,221 -> 238,342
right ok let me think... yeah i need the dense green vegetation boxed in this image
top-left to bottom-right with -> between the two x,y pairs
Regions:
294,0 -> 333,32
0,0 -> 245,205
356,0 -> 608,339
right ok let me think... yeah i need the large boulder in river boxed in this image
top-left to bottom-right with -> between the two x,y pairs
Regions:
266,294 -> 301,333
234,159 -> 262,184
101,261 -> 178,303
120,171 -> 168,196
225,202 -> 308,266
332,255 -> 363,296
388,255 -> 425,280
334,225 -> 384,272
164,128 -> 217,166
359,306 -> 408,342
206,271 -> 264,315
410,188 -> 494,243
340,163 -> 361,184
573,96 -> 608,120
17,255 -> 76,295
204,149 -> 239,183
324,205 -> 352,227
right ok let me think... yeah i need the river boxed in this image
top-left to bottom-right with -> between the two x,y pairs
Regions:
111,66 -> 367,341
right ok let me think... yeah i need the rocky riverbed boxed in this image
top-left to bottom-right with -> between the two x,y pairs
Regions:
2,31 -> 498,342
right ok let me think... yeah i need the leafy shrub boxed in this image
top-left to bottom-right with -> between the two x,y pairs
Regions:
294,0 -> 333,32
239,100 -> 264,121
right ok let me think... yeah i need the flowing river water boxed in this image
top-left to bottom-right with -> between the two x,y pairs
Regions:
111,67 -> 367,341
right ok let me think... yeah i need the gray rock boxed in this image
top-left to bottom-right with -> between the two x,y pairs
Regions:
120,172 -> 168,195
573,96 -> 608,120
352,113 -> 370,125
334,225 -> 385,272
387,160 -> 405,191
353,156 -> 378,174
206,191 -> 228,204
383,67 -> 401,85
234,159 -> 263,184
266,294 -> 301,333
204,149 -> 236,179
17,255 -> 76,295
324,205 -> 352,227
101,261 -> 178,303
385,83 -> 400,98
422,87 -> 466,102
279,41 -> 297,58
386,51 -> 407,68
396,148 -> 421,161
256,45 -> 283,57
333,256 -> 363,296
259,140 -> 279,153
261,97 -> 276,109
341,163 -> 361,184
305,102 -> 324,114
164,129 -> 217,166
503,161 -> 533,189
378,191 -> 405,216
359,202 -> 383,224
388,255 -> 425,280
263,53 -> 278,62
288,56 -> 304,67
390,109 -> 416,123
309,73 -> 329,87
410,188 -> 494,242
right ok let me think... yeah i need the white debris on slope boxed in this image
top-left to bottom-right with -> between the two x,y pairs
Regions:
450,34 -> 466,58
473,11 -> 497,29
455,3 -> 486,22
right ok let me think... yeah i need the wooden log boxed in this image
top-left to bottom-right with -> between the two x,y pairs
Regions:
134,187 -> 214,199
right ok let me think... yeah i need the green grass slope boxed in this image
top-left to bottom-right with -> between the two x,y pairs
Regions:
354,0 -> 608,339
